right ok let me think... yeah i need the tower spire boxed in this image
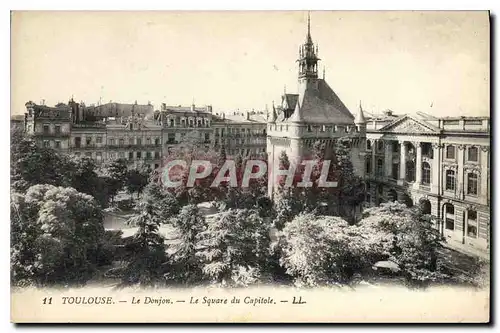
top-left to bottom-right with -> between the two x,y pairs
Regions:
307,11 -> 311,41
297,11 -> 320,80
355,100 -> 366,124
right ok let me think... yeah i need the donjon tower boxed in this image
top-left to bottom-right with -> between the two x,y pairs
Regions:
267,13 -> 367,198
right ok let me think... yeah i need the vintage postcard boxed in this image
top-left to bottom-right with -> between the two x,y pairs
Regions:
10,10 -> 490,323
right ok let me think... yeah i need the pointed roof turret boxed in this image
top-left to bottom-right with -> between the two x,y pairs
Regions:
355,100 -> 366,124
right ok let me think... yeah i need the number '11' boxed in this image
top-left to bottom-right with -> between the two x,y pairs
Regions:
43,297 -> 52,305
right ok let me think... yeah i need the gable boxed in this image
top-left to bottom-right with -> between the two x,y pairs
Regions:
379,116 -> 440,134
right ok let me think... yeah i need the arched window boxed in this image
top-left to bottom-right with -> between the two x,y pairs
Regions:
366,140 -> 372,150
467,173 -> 479,195
444,203 -> 455,230
419,199 -> 432,215
467,210 -> 477,238
422,162 -> 431,185
446,170 -> 456,191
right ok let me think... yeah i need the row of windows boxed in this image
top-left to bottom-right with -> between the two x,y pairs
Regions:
108,137 -> 161,146
42,124 -> 62,134
366,141 -> 482,163
164,117 -> 210,128
73,136 -> 161,147
366,159 -> 479,196
444,204 -> 480,238
444,170 -> 479,195
43,140 -> 62,148
215,127 -> 266,136
215,137 -> 266,145
445,145 -> 479,162
75,151 -> 161,160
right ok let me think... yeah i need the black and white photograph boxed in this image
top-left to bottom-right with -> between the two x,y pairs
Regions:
9,9 -> 490,323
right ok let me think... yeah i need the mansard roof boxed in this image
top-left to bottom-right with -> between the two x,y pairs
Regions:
90,102 -> 154,117
163,105 -> 212,114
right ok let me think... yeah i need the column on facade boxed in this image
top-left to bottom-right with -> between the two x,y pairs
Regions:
480,146 -> 489,206
399,140 -> 407,182
412,141 -> 422,190
431,143 -> 442,195
456,144 -> 465,198
371,139 -> 377,177
384,140 -> 392,179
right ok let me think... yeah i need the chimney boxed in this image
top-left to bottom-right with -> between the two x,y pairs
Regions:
191,103 -> 195,112
245,111 -> 250,120
206,105 -> 213,113
222,113 -> 225,120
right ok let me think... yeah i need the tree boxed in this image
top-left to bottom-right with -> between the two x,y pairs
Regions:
331,138 -> 365,222
11,185 -> 105,286
69,156 -> 110,208
278,212 -> 393,287
102,158 -> 129,203
197,208 -> 271,286
126,164 -> 150,200
359,202 -> 446,286
11,134 -> 73,191
141,182 -> 180,223
271,151 -> 310,229
121,200 -> 168,287
169,205 -> 207,284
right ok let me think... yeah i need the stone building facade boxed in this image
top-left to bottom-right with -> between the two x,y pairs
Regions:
364,111 -> 490,256
22,99 -> 267,170
212,110 -> 268,158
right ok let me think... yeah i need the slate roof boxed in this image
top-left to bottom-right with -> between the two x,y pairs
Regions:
287,79 -> 354,124
283,94 -> 299,110
163,106 -> 211,114
212,112 -> 267,124
89,103 -> 154,117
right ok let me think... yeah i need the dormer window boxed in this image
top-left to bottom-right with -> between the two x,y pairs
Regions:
307,125 -> 312,132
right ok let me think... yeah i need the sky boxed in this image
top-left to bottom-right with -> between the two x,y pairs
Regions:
11,10 -> 490,117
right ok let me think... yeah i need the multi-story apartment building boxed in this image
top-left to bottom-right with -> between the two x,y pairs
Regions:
22,99 -> 268,169
364,110 -> 490,256
24,100 -> 164,169
212,110 -> 268,158
157,103 -> 214,155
